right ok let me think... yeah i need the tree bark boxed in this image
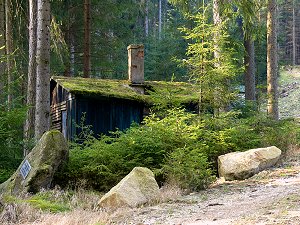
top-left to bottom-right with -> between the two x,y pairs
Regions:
5,0 -> 13,108
35,0 -> 51,140
24,0 -> 37,154
244,38 -> 256,101
83,0 -> 91,78
145,0 -> 149,37
213,0 -> 221,60
267,0 -> 279,120
64,0 -> 75,77
0,0 -> 5,97
158,0 -> 162,39
292,0 -> 296,66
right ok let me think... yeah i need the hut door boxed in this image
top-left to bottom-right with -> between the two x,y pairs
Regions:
62,110 -> 67,138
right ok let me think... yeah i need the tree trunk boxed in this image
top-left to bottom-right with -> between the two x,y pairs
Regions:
0,0 -> 5,98
64,1 -> 75,77
158,0 -> 162,39
267,0 -> 279,120
83,0 -> 91,78
35,0 -> 51,140
145,0 -> 149,37
292,0 -> 296,66
5,0 -> 13,108
244,38 -> 256,101
24,0 -> 37,155
213,0 -> 221,60
212,0 -> 222,114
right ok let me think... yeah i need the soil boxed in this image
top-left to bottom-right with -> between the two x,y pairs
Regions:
108,149 -> 300,225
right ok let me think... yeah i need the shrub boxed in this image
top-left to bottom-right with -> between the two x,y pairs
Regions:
162,147 -> 215,191
56,109 -> 300,192
0,104 -> 27,183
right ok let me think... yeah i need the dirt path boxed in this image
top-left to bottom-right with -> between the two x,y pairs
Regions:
108,152 -> 300,225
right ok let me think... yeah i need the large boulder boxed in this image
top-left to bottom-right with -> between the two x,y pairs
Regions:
0,130 -> 68,195
218,146 -> 281,180
98,167 -> 159,208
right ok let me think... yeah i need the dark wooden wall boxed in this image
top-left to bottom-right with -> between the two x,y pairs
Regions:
73,96 -> 144,137
51,82 -> 144,140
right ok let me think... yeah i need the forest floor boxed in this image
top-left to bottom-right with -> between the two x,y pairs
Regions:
279,65 -> 300,118
106,147 -> 300,225
3,67 -> 300,225
8,143 -> 300,225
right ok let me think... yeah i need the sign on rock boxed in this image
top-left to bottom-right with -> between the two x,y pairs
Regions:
20,160 -> 31,179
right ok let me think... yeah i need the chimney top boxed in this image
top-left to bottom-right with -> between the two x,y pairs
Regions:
128,44 -> 144,85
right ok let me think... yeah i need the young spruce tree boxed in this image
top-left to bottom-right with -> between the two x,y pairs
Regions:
182,3 -> 242,114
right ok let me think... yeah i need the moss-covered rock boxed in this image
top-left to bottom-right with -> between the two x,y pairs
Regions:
98,167 -> 159,208
0,130 -> 68,195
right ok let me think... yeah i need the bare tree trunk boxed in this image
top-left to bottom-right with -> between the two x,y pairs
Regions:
213,0 -> 221,60
64,1 -> 75,77
5,0 -> 12,108
70,33 -> 75,77
35,0 -> 51,140
145,0 -> 149,37
267,0 -> 279,120
83,0 -> 91,78
244,38 -> 256,101
212,0 -> 222,114
158,0 -> 162,39
292,0 -> 296,66
0,0 -> 5,98
24,0 -> 37,155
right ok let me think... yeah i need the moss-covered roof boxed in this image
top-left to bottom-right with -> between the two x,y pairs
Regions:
51,76 -> 199,105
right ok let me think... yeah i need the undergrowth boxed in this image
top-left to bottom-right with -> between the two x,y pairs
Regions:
55,108 -> 300,192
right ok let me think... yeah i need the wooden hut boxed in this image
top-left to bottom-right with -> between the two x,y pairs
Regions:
50,76 -> 199,140
50,44 -> 198,140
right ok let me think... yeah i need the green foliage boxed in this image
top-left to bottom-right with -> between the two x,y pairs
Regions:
0,102 -> 27,183
181,4 -> 243,111
27,197 -> 70,213
3,191 -> 70,213
56,107 -> 300,192
0,169 -> 15,184
162,147 -> 214,191
57,109 -> 207,191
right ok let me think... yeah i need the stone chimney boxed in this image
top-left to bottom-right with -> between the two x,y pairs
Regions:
127,44 -> 144,84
